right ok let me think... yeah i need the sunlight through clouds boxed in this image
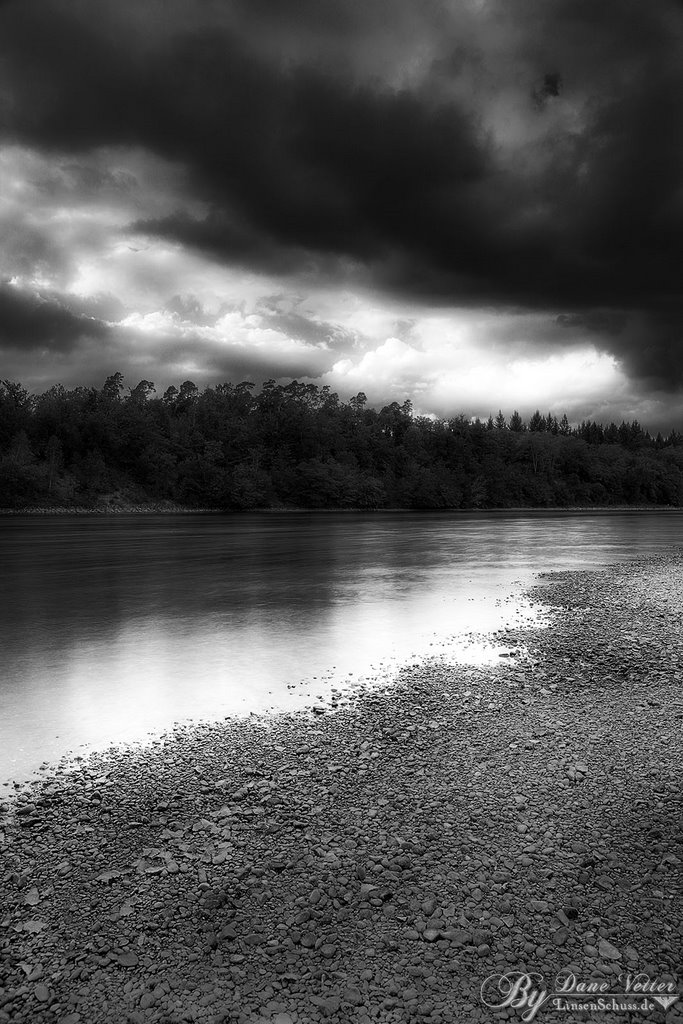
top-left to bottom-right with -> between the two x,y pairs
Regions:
324,319 -> 626,421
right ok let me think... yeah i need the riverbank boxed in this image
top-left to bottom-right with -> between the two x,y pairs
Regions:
1,504 -> 681,515
0,502 -> 216,514
1,555 -> 681,1022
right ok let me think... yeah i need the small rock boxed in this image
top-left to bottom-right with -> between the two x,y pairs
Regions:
343,987 -> 364,1006
440,928 -> 471,946
24,888 -> 40,906
21,920 -> 47,934
34,983 -> 50,1002
311,995 -> 340,1013
118,951 -> 139,967
96,870 -> 123,885
598,939 -> 621,961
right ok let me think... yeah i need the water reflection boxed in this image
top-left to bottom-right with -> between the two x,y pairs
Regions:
1,511 -> 681,782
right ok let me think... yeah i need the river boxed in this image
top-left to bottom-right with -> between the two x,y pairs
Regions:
1,510 -> 681,782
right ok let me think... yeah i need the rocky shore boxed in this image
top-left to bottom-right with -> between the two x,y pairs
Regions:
1,554 -> 681,1023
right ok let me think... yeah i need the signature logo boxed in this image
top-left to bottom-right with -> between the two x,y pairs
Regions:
481,973 -> 548,1022
480,971 -> 679,1020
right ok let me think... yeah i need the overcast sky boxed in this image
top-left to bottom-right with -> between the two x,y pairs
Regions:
0,0 -> 681,426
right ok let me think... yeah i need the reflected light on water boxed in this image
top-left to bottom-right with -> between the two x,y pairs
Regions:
1,510 -> 681,782
50,592 -> 542,753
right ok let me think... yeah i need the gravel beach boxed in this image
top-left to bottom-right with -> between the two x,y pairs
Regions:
1,552 -> 681,1023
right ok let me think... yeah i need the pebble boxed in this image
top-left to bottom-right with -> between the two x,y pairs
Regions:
117,952 -> 139,967
598,938 -> 622,961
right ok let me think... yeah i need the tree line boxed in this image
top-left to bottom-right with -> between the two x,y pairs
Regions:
1,374 -> 682,509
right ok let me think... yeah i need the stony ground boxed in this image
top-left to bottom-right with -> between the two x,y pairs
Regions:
1,553 -> 682,1024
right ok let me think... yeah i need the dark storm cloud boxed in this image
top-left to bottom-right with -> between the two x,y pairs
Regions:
255,309 -> 357,350
556,312 -> 627,335
0,284 -> 109,351
0,0 -> 681,384
532,73 -> 562,109
615,311 -> 683,389
133,211 -> 304,278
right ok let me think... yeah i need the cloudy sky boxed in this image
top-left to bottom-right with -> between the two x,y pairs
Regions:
0,0 -> 681,426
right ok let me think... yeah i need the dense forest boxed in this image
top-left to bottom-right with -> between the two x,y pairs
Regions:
1,374 -> 683,510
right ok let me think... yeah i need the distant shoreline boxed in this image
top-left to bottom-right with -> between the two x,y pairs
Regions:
0,504 -> 216,515
1,504 -> 682,515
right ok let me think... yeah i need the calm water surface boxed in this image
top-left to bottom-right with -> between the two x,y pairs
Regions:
1,511 -> 681,782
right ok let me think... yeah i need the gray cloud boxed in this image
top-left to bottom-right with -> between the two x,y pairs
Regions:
0,283 -> 109,351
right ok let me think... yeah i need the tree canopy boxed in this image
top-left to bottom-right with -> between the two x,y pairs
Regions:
1,377 -> 682,510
